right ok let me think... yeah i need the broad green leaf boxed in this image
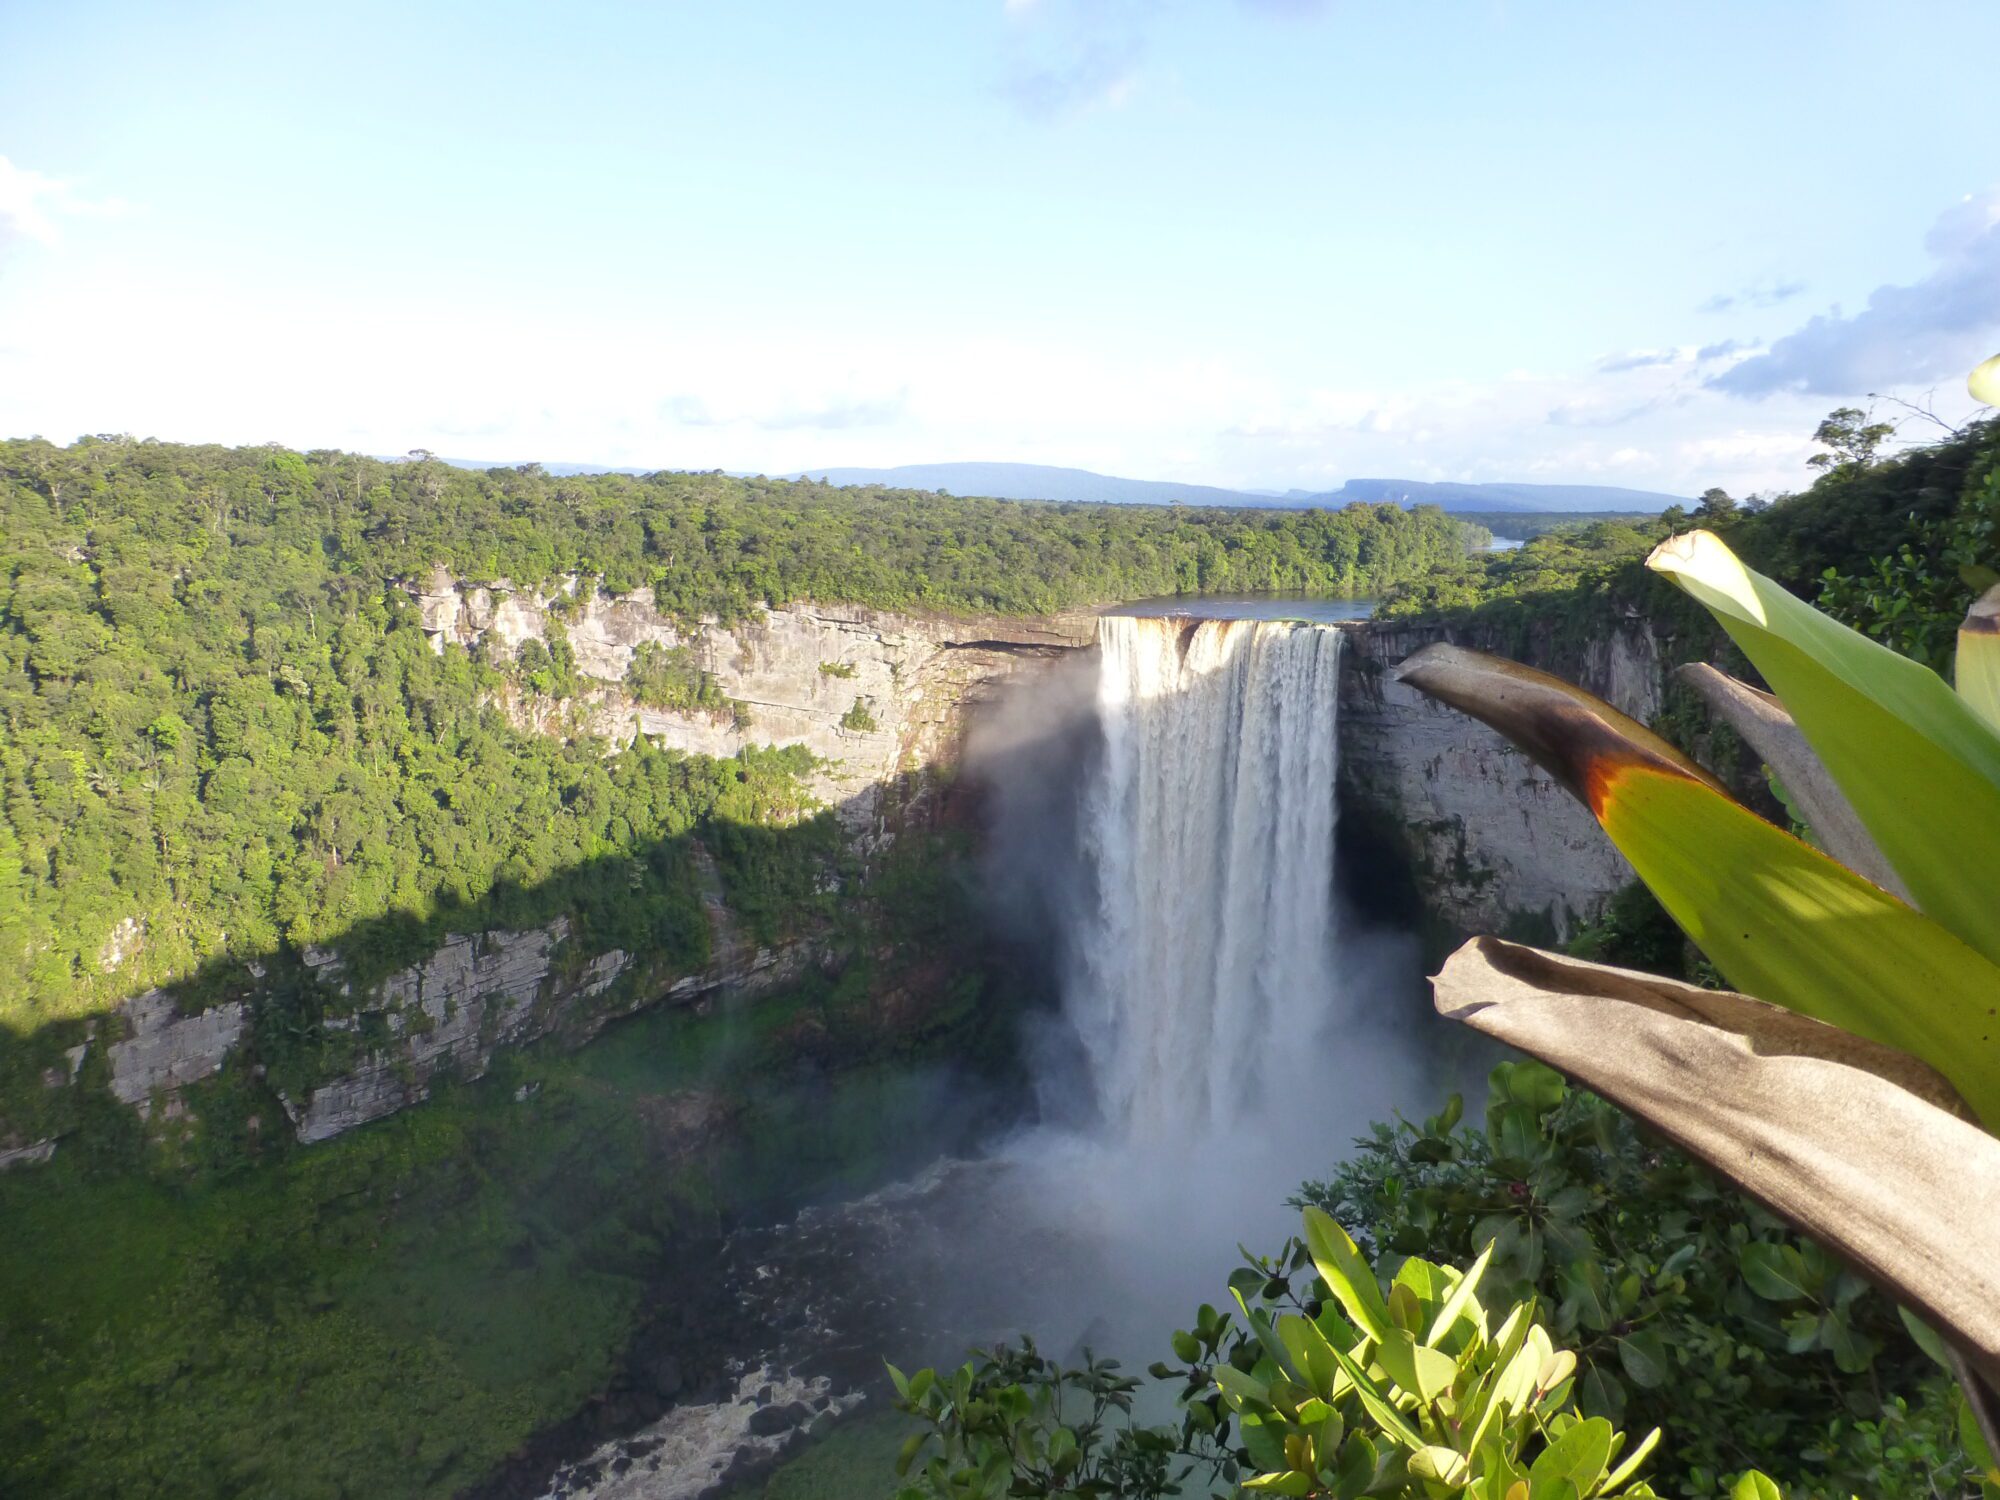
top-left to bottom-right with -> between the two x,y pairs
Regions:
1597,765 -> 2000,1125
1393,642 -> 2000,1127
1577,1362 -> 1628,1423
1409,1445 -> 1470,1484
1323,1337 -> 1427,1452
1527,1415 -> 1613,1493
1739,1243 -> 1814,1302
1614,1330 -> 1670,1390
1730,1473 -> 1782,1500
1334,1433 -> 1379,1500
1602,1427 -> 1661,1492
1241,1409 -> 1290,1471
1961,585 -> 2000,736
1558,1261 -> 1614,1334
1244,1472 -> 1312,1495
1898,1306 -> 1954,1370
1277,1313 -> 1338,1401
1648,529 -> 2000,969
1303,1208 -> 1392,1342
1426,1238 -> 1495,1346
1212,1363 -> 1270,1408
1375,1327 -> 1459,1403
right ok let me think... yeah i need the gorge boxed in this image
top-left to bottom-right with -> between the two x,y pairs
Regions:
5,587 -> 1648,1168
0,442 -> 1693,1500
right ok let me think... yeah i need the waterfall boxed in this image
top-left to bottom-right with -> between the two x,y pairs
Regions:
1066,615 -> 1344,1138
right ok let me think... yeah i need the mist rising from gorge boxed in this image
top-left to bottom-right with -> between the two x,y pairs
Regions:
947,614 -> 1452,1356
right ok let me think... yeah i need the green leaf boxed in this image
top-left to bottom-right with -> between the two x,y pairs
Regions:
1898,1306 -> 1954,1371
1171,1329 -> 1201,1364
1558,1260 -> 1614,1334
1577,1362 -> 1627,1424
1375,1327 -> 1459,1404
1323,1336 -> 1427,1453
896,1431 -> 929,1476
1739,1243 -> 1812,1302
1527,1415 -> 1613,1494
1730,1473 -> 1783,1500
1425,1238 -> 1494,1346
1277,1312 -> 1338,1400
1303,1208 -> 1392,1342
1614,1330 -> 1670,1390
1334,1433 -> 1379,1500
1409,1445 -> 1469,1484
1648,529 -> 2000,970
1602,1426 -> 1662,1492
1212,1363 -> 1270,1409
1243,1472 -> 1312,1496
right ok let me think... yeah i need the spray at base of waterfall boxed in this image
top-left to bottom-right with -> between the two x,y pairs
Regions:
946,614 -> 1450,1363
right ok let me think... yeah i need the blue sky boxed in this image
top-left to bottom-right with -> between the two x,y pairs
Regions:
2,0 -> 1997,496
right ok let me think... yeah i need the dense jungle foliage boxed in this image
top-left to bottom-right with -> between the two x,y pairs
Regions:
1379,417 -> 2000,673
890,1063 -> 1974,1500
0,920 -> 1012,1500
0,435 -> 1472,1056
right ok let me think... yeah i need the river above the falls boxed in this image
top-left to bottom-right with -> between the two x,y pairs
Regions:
1109,592 -> 1375,622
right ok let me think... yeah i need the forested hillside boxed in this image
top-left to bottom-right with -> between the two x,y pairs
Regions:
0,436 -> 1473,1054
1379,416 -> 2000,673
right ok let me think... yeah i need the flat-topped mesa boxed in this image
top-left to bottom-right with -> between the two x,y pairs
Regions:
404,570 -> 1095,829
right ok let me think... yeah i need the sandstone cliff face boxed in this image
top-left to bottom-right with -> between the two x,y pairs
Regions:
30,592 -> 1678,1163
407,570 -> 1095,834
1338,615 -> 1667,941
37,590 -> 1095,1156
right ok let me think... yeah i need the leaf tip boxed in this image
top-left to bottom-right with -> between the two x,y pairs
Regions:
1971,352 -> 2000,408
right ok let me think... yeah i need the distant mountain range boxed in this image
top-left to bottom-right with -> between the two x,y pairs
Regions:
431,455 -> 1685,515
791,462 -> 1685,514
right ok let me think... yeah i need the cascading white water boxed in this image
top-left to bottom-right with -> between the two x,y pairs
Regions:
1067,615 -> 1344,1137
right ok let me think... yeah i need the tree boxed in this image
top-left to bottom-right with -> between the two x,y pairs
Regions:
1693,487 -> 1736,525
1806,407 -> 1894,474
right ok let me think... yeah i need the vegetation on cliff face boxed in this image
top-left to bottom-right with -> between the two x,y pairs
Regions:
1,787 -> 1015,1499
0,435 -> 1471,1056
0,959 -> 1003,1500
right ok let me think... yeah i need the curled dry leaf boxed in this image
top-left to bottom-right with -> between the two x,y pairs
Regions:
1431,936 -> 2000,1391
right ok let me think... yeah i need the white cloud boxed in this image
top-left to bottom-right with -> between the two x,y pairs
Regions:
0,155 -> 127,254
1711,189 -> 2000,397
998,0 -> 1150,119
0,223 -> 1943,505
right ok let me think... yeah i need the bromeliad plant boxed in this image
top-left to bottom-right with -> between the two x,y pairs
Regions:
1389,356 -> 2000,1495
890,1207 -> 1667,1500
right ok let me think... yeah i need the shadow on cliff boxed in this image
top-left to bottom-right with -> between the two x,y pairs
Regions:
4,723 -> 1082,1167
